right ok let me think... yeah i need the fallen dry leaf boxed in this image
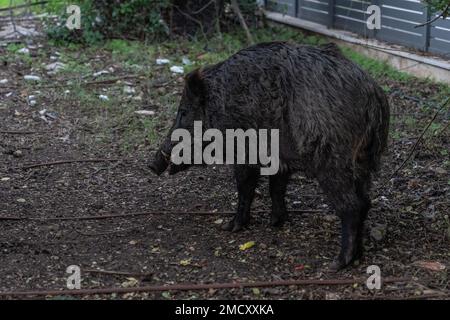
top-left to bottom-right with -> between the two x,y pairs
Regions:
239,241 -> 255,251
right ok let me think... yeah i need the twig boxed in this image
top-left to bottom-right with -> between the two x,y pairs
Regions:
0,130 -> 47,134
34,75 -> 144,89
0,277 -> 410,297
14,158 -> 129,170
173,5 -> 208,42
387,97 -> 450,181
0,209 -> 323,222
191,0 -> 215,15
415,4 -> 450,28
230,0 -> 254,45
84,269 -> 153,278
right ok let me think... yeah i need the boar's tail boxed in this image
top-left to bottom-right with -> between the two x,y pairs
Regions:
353,85 -> 390,174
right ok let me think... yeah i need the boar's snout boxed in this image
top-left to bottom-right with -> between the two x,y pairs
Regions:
148,150 -> 170,176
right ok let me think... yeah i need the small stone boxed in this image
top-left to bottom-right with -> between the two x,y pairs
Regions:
135,110 -> 155,116
45,62 -> 65,74
17,198 -> 26,203
0,79 -> 8,84
18,47 -> 30,54
13,150 -> 23,158
123,86 -> 136,94
370,224 -> 387,242
182,57 -> 192,65
99,95 -> 109,101
156,58 -> 170,65
93,70 -> 109,77
170,66 -> 184,74
24,75 -> 41,82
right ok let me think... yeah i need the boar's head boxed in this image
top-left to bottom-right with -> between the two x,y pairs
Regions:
149,69 -> 207,176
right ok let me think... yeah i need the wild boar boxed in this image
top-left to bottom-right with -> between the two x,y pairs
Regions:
149,41 -> 390,270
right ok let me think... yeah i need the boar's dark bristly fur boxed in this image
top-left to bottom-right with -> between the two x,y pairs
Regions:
150,41 -> 390,270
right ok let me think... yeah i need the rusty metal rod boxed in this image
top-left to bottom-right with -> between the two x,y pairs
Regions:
0,277 -> 410,297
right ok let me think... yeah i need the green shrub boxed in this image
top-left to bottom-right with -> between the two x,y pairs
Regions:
45,0 -> 170,44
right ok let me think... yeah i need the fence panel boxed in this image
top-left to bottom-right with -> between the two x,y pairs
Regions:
376,0 -> 428,50
266,0 -> 450,57
297,0 -> 330,25
333,0 -> 372,36
429,16 -> 450,56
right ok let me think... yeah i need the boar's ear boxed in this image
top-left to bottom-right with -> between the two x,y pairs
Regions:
185,69 -> 206,101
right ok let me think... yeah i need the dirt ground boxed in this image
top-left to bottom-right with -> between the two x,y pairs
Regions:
0,31 -> 449,300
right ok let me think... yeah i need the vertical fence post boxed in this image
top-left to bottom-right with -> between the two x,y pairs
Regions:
422,6 -> 431,52
327,0 -> 335,29
295,0 -> 299,18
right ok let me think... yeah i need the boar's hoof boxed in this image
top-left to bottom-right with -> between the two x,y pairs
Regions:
329,252 -> 361,272
221,219 -> 246,232
270,213 -> 288,228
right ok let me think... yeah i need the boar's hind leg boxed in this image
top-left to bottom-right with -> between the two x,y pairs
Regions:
269,172 -> 290,227
222,166 -> 260,232
319,172 -> 371,271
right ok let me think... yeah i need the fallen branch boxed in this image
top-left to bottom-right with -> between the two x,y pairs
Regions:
0,277 -> 410,297
33,75 -> 145,89
230,0 -> 254,45
0,209 -> 323,222
84,269 -> 153,278
15,158 -> 129,170
0,130 -> 47,134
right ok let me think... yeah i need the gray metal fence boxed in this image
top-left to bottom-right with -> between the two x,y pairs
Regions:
266,0 -> 450,56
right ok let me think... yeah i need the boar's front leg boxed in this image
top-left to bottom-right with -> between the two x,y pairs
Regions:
222,165 -> 259,232
269,172 -> 290,227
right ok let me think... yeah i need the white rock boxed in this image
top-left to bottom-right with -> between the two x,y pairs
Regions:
123,86 -> 136,94
18,47 -> 30,54
24,75 -> 41,82
0,79 -> 8,84
170,66 -> 184,74
156,58 -> 170,65
182,57 -> 192,65
134,110 -> 155,116
99,95 -> 109,101
45,62 -> 65,72
93,70 -> 109,77
5,92 -> 13,98
39,109 -> 47,116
